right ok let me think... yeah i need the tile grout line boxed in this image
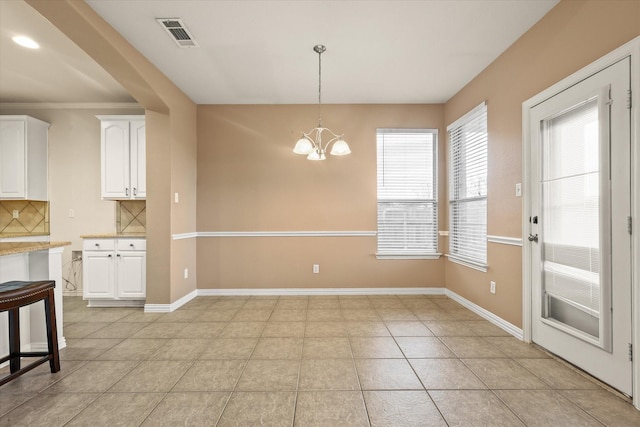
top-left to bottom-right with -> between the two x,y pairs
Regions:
345,311 -> 372,427
3,295 -> 639,425
214,295 -> 283,427
214,297 -> 260,426
384,298 -> 452,426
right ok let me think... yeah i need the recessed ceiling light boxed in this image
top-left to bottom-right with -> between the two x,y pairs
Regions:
12,36 -> 39,49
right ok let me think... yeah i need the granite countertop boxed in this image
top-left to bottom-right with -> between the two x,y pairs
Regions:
0,241 -> 71,256
81,233 -> 146,239
0,232 -> 50,238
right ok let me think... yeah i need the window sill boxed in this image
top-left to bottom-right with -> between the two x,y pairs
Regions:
446,254 -> 488,272
376,253 -> 442,260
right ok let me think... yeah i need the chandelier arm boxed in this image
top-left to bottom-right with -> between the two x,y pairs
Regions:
302,127 -> 343,152
322,135 -> 342,151
301,133 -> 317,146
319,128 -> 342,152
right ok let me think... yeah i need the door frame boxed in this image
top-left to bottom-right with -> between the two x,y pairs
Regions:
523,36 -> 640,409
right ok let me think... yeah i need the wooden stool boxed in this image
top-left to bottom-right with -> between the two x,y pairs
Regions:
0,280 -> 60,386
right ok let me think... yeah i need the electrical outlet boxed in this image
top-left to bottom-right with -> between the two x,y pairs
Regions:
515,183 -> 522,197
68,208 -> 75,218
490,281 -> 496,294
184,268 -> 189,279
12,210 -> 19,219
174,192 -> 180,203
313,264 -> 320,274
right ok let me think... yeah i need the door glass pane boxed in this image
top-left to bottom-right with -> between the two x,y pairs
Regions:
541,97 -> 603,339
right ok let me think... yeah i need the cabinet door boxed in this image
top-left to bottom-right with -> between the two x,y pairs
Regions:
83,251 -> 115,299
130,120 -> 146,199
101,120 -> 130,199
0,119 -> 26,199
117,251 -> 146,299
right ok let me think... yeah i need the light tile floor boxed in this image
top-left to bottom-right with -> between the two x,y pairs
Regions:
2,295 -> 640,426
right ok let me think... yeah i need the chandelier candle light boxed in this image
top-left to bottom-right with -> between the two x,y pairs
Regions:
293,44 -> 351,160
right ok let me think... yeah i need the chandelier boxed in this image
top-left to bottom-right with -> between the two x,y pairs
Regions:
293,45 -> 351,160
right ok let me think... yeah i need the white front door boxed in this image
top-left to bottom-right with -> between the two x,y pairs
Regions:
529,57 -> 632,396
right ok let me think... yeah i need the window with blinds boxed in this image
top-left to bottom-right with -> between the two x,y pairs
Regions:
447,102 -> 488,268
376,129 -> 438,258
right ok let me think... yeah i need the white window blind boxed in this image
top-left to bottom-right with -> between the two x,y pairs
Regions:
376,129 -> 438,257
447,102 -> 488,268
542,97 -> 603,333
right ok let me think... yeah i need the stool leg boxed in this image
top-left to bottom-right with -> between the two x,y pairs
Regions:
8,307 -> 20,373
44,288 -> 60,373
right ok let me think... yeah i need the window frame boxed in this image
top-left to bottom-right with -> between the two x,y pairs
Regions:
447,102 -> 488,271
375,128 -> 440,260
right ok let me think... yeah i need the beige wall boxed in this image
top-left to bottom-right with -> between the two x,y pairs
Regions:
21,0 -> 640,319
444,0 -> 640,327
0,106 -> 143,292
28,0 -> 199,304
197,104 -> 446,289
169,102 -> 198,301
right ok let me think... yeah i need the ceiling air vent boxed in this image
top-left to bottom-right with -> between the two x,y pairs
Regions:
156,18 -> 198,48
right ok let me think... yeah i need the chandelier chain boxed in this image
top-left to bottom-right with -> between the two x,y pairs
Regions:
318,46 -> 323,123
319,47 -> 322,106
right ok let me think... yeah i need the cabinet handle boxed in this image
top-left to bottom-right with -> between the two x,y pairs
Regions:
130,244 -> 134,248
117,254 -> 121,257
125,187 -> 129,197
108,254 -> 112,258
133,187 -> 137,196
95,243 -> 100,247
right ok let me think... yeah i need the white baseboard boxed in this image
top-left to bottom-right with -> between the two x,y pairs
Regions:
29,342 -> 49,352
87,299 -> 145,308
63,290 -> 83,297
144,289 -> 198,313
445,289 -> 523,340
197,287 -> 446,297
0,339 -> 66,369
141,287 -> 445,312
29,339 -> 67,351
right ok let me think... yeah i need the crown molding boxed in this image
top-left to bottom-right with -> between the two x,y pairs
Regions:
0,102 -> 141,110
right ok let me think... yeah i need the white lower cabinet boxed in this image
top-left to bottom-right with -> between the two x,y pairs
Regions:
82,238 -> 146,307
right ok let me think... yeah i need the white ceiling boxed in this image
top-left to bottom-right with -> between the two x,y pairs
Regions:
1,0 -> 559,105
0,0 -> 134,103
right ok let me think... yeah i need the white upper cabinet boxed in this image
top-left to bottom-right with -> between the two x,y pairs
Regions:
130,119 -> 146,199
0,115 -> 49,200
98,115 -> 146,200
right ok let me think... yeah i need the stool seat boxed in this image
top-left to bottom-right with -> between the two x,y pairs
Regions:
0,280 -> 60,387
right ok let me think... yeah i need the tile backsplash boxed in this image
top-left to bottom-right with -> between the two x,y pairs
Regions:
0,200 -> 50,235
117,200 -> 146,233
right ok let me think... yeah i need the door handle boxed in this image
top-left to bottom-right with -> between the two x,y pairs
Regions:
528,234 -> 538,243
